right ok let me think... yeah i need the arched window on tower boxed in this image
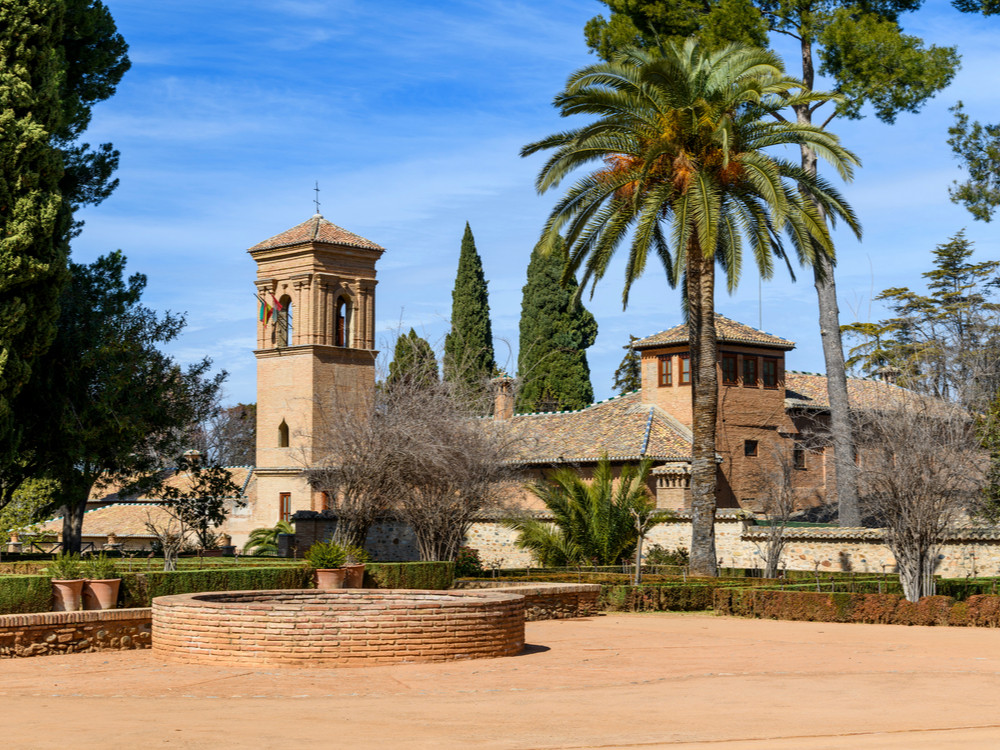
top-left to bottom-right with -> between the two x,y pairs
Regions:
335,297 -> 349,347
278,419 -> 289,448
278,295 -> 293,346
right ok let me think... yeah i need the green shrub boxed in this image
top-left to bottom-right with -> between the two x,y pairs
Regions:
644,544 -> 689,567
0,575 -> 53,614
598,584 -> 716,612
455,547 -> 485,578
121,566 -> 313,607
364,562 -> 454,590
48,552 -> 83,579
83,554 -> 118,579
304,541 -> 347,569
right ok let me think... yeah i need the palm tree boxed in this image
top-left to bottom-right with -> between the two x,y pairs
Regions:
521,39 -> 861,576
509,456 -> 657,566
242,520 -> 294,556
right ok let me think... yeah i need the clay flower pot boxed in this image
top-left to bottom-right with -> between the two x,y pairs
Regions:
82,578 -> 121,610
315,568 -> 348,589
344,563 -> 366,588
51,579 -> 85,612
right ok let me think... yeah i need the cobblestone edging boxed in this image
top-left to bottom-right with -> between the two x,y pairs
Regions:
152,589 -> 525,667
452,582 -> 601,620
0,608 -> 152,658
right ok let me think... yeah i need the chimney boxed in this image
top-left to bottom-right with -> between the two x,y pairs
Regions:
491,376 -> 515,421
875,365 -> 901,385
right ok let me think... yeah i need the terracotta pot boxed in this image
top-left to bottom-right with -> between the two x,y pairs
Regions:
315,568 -> 348,589
82,578 -> 121,610
51,579 -> 84,612
344,563 -> 366,588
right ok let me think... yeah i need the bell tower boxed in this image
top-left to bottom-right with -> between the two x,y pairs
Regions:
248,213 -> 383,525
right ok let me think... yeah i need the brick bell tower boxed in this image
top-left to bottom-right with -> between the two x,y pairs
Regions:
248,213 -> 383,527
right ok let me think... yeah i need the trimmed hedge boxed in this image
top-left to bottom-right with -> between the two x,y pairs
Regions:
714,587 -> 1000,627
122,566 -> 313,607
599,584 -> 717,612
364,562 -> 454,590
0,575 -> 53,614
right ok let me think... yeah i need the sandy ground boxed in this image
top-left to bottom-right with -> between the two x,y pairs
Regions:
3,613 -> 1000,749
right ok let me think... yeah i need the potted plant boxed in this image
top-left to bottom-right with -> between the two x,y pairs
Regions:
82,554 -> 121,610
49,553 -> 84,612
342,545 -> 371,588
305,541 -> 347,589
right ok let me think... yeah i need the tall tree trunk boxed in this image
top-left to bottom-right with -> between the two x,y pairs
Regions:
687,241 -> 719,577
59,472 -> 94,554
796,36 -> 860,526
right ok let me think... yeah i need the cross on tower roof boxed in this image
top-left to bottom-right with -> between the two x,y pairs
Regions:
313,181 -> 321,216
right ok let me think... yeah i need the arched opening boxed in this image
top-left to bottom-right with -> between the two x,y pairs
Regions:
335,297 -> 349,347
279,294 -> 293,347
278,419 -> 289,448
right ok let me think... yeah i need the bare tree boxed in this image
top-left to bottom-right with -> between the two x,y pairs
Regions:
856,398 -> 982,602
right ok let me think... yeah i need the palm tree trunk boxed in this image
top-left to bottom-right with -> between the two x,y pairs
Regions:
796,35 -> 860,527
687,240 -> 719,577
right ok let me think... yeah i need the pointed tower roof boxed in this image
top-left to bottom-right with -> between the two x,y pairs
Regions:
631,314 -> 795,351
248,214 -> 384,253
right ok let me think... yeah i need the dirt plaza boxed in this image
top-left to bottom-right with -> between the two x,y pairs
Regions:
3,613 -> 1000,749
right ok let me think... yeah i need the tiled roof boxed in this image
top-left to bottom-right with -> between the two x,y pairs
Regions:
248,214 -> 384,253
505,391 -> 692,463
37,503 -> 176,539
784,372 -> 934,411
88,467 -> 254,503
632,314 -> 795,351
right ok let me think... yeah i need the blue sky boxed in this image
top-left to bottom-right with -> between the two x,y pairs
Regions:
71,0 -> 1000,407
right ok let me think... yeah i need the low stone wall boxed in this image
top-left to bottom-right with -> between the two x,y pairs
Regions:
453,582 -> 600,620
0,608 -> 152,659
153,589 -> 525,666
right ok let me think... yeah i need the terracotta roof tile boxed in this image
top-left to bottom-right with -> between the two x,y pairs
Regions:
784,372 -> 943,412
38,503 -> 176,538
88,467 -> 254,503
248,214 -> 384,253
505,392 -> 691,463
632,314 -> 795,351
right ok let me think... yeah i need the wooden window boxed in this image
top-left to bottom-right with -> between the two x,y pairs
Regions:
679,354 -> 691,385
278,420 -> 289,448
794,444 -> 806,470
762,357 -> 778,388
658,356 -> 672,386
744,440 -> 758,457
743,356 -> 757,388
279,492 -> 291,522
322,492 -> 333,512
721,353 -> 738,385
279,295 -> 293,347
335,298 -> 347,347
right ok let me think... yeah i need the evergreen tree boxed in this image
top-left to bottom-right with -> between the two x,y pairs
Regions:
613,336 -> 642,396
947,101 -> 1000,222
517,238 -> 597,413
388,328 -> 439,387
443,223 -> 496,404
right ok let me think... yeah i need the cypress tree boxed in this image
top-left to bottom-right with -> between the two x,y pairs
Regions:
0,0 -> 70,432
443,223 -> 496,403
613,336 -> 641,396
388,328 -> 439,387
517,237 -> 597,412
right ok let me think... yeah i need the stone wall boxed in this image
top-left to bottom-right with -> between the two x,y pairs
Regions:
0,608 -> 151,659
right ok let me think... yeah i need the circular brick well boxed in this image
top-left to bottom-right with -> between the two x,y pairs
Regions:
152,589 -> 525,666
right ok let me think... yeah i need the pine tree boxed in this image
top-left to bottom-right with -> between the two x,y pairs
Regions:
613,336 -> 641,396
388,329 -> 439,387
443,223 -> 496,405
0,0 -> 70,434
517,238 -> 596,412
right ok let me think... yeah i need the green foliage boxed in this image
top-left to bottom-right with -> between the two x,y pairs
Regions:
82,553 -> 117,579
598,583 -> 716,612
242,520 -> 294,556
612,336 -> 641,396
843,231 -> 1000,407
643,544 -> 689,566
0,477 -> 57,545
159,455 -> 243,549
342,545 -> 370,564
121,566 -> 312,607
304,541 -> 347,569
977,391 -> 1000,522
363,562 -> 455,590
517,237 -> 597,413
7,252 -> 226,551
947,101 -> 1000,223
443,223 -> 496,407
455,547 -> 485,578
510,457 -> 658,566
388,328 -> 439,386
0,575 -> 52,614
48,552 -> 82,579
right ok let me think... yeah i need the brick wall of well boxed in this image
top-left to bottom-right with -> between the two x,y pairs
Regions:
152,589 -> 525,666
0,608 -> 151,659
